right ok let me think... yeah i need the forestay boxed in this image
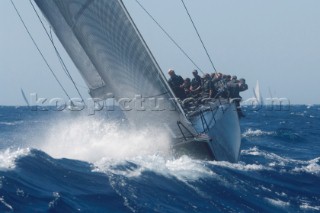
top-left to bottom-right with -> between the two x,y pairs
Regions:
35,0 -> 195,139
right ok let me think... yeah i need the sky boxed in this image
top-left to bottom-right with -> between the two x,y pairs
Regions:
1,0 -> 320,105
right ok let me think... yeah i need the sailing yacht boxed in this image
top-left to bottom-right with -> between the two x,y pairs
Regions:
253,80 -> 263,106
33,0 -> 241,162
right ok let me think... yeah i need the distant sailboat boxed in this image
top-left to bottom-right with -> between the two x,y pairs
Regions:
253,80 -> 263,106
32,0 -> 241,162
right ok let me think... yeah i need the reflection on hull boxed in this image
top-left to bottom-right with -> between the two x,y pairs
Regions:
173,102 -> 241,163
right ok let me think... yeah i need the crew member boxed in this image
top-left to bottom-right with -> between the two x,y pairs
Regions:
202,73 -> 212,98
182,78 -> 191,97
167,69 -> 186,100
190,70 -> 202,96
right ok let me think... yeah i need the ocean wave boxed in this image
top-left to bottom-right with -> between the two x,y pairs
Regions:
94,155 -> 215,182
242,128 -> 275,137
208,160 -> 272,171
265,198 -> 290,208
241,147 -> 289,162
242,128 -> 302,141
242,147 -> 320,175
275,128 -> 302,141
242,147 -> 302,163
48,192 -> 60,209
0,148 -> 30,171
292,157 -> 320,175
0,197 -> 13,211
300,202 -> 320,211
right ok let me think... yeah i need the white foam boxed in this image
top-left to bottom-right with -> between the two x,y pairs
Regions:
260,186 -> 272,192
275,192 -> 287,197
293,157 -> 320,175
0,148 -> 30,171
242,128 -> 274,137
300,202 -> 320,211
0,197 -> 13,211
243,148 -> 320,175
94,148 -> 271,183
36,117 -> 171,163
242,147 -> 303,164
241,146 -> 262,156
265,198 -> 290,208
208,160 -> 271,171
48,192 -> 60,209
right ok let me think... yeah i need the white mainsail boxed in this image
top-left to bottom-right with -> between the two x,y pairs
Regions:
34,0 -> 195,139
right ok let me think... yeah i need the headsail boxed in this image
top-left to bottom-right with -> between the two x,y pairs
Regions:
34,0 -> 195,138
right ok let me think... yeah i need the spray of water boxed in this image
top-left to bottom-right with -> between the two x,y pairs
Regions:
30,115 -> 216,182
37,116 -> 172,162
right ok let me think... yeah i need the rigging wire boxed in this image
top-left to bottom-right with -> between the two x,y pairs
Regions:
29,0 -> 87,102
180,0 -> 218,73
48,28 -> 90,90
10,0 -> 72,100
134,0 -> 204,74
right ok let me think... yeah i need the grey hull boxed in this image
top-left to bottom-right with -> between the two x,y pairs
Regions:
173,102 -> 241,162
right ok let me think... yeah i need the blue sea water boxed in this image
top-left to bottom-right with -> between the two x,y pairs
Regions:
0,105 -> 319,212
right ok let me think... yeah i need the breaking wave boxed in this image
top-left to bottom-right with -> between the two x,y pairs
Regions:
242,128 -> 275,137
0,148 -> 30,171
242,147 -> 320,175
